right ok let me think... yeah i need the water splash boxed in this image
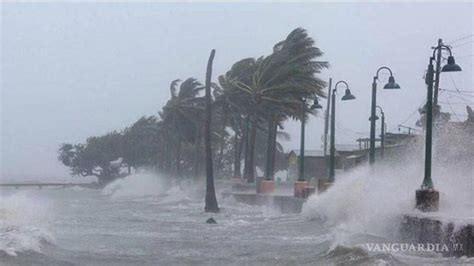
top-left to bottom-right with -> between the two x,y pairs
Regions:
302,126 -> 473,258
0,191 -> 55,256
302,163 -> 417,238
101,173 -> 167,199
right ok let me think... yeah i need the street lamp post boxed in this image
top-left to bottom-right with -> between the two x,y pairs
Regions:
369,67 -> 400,165
416,42 -> 462,212
295,97 -> 322,197
376,106 -> 385,159
298,100 -> 306,182
328,81 -> 356,183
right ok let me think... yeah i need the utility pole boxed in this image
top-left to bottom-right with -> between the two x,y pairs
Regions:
376,106 -> 385,159
433,38 -> 442,108
298,101 -> 306,182
323,78 -> 332,157
369,77 -> 377,165
329,89 -> 336,182
323,78 -> 332,183
380,112 -> 385,159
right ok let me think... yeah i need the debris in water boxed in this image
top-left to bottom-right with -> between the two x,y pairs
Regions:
206,218 -> 217,224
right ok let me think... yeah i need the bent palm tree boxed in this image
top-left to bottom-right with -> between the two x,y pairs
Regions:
232,28 -> 329,182
160,78 -> 204,177
204,49 -> 219,213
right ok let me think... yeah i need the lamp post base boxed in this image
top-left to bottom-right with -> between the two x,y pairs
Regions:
294,181 -> 308,198
416,189 -> 439,212
317,179 -> 333,194
301,186 -> 316,199
259,180 -> 274,194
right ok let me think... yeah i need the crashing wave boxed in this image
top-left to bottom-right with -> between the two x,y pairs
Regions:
0,192 -> 54,256
101,173 -> 167,199
0,225 -> 55,256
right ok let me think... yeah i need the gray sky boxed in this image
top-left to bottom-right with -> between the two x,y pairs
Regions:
1,2 -> 473,180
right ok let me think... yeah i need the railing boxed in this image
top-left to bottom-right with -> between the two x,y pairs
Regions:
0,182 -> 98,189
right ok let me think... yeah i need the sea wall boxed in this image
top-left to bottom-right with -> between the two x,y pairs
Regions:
400,214 -> 473,257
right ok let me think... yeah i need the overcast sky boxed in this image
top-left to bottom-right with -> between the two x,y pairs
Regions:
1,2 -> 473,180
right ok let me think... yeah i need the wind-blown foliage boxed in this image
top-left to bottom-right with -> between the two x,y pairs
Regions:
58,27 -> 328,186
58,131 -> 125,184
223,28 -> 329,180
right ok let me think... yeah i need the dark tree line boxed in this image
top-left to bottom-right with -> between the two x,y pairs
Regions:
58,28 -> 328,187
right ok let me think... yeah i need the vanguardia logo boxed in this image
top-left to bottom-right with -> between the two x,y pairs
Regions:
365,243 -> 464,252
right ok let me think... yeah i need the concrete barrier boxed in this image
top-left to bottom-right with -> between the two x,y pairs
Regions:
400,214 -> 473,257
230,193 -> 305,214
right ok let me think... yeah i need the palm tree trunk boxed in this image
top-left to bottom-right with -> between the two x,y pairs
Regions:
217,116 -> 227,177
244,111 -> 257,183
233,134 -> 242,177
193,126 -> 202,180
164,138 -> 171,174
269,120 -> 278,180
204,49 -> 219,213
264,119 -> 273,180
242,116 -> 250,181
176,135 -> 182,177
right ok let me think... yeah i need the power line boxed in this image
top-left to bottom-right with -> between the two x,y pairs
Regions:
442,90 -> 474,99
451,40 -> 474,48
392,97 -> 427,132
447,74 -> 473,105
445,93 -> 474,103
439,101 -> 472,105
446,34 -> 474,45
335,121 -> 368,136
445,98 -> 462,121
455,54 -> 474,59
440,88 -> 474,93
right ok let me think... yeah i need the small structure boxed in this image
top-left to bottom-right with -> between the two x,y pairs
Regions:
287,150 -> 333,182
287,145 -> 364,182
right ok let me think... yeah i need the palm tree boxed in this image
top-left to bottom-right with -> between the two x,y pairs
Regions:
214,58 -> 259,178
204,49 -> 219,213
229,28 -> 328,182
160,78 -> 204,177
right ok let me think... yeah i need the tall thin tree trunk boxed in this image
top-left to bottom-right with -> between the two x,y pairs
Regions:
193,126 -> 202,180
204,49 -> 219,213
244,111 -> 257,183
264,119 -> 273,179
242,116 -> 250,181
164,138 -> 171,174
176,135 -> 182,177
233,134 -> 242,177
217,116 -> 227,177
269,120 -> 278,180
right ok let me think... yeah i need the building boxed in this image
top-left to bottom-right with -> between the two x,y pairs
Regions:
287,145 -> 364,182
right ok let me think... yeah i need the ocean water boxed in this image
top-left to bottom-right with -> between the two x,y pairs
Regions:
0,172 -> 472,266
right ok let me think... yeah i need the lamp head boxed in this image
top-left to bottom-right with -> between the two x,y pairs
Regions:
310,98 -> 323,109
341,89 -> 356,101
441,56 -> 462,72
383,76 -> 401,89
369,115 -> 380,121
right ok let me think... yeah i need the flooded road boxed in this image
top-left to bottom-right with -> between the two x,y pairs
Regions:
1,174 -> 472,265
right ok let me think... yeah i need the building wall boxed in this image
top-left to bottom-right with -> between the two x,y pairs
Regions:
287,154 -> 344,182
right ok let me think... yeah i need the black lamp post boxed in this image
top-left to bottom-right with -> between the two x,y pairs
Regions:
416,42 -> 462,212
295,97 -> 322,197
328,81 -> 356,182
376,106 -> 385,159
369,67 -> 400,165
298,98 -> 323,182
